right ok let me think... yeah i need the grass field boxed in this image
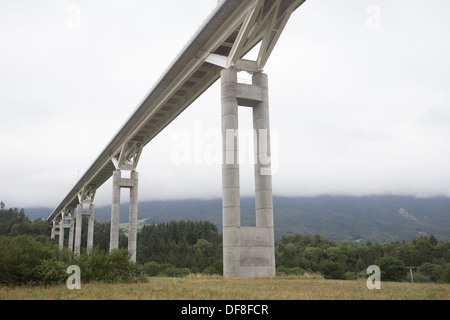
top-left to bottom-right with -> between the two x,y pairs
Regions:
1,274 -> 449,300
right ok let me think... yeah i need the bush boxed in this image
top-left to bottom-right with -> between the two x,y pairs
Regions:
35,258 -> 67,286
411,272 -> 431,283
320,262 -> 345,280
0,235 -> 145,286
0,235 -> 57,285
107,249 -> 141,283
203,260 -> 223,276
419,262 -> 444,282
162,266 -> 191,277
74,248 -> 142,283
439,264 -> 450,283
374,257 -> 406,282
141,261 -> 163,277
344,271 -> 357,280
277,266 -> 305,276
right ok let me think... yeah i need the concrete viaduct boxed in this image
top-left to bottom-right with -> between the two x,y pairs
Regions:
48,0 -> 307,278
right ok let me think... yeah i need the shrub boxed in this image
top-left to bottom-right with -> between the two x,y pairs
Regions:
35,258 -> 67,286
107,249 -> 140,283
344,271 -> 357,280
74,248 -> 142,283
374,257 -> 407,282
439,264 -> 450,283
411,272 -> 431,283
162,266 -> 191,277
0,235 -> 55,285
320,262 -> 345,280
141,261 -> 162,277
203,260 -> 223,276
277,266 -> 306,276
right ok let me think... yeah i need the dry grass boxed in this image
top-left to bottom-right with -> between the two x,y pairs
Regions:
1,274 -> 449,300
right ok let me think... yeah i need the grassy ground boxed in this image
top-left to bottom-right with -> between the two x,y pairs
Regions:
1,274 -> 449,300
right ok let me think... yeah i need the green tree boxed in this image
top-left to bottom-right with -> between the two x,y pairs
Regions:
375,257 -> 407,282
320,261 -> 345,280
419,262 -> 441,282
141,261 -> 162,277
440,264 -> 450,283
203,259 -> 223,275
304,247 -> 323,271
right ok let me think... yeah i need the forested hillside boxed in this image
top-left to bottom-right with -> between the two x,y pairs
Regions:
66,195 -> 450,243
1,205 -> 450,285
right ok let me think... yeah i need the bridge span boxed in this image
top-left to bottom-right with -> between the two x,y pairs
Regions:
48,0 -> 307,278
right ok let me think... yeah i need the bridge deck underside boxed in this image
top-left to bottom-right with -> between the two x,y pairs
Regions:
48,0 -> 306,222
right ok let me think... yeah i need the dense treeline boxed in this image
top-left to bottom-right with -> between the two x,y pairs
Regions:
0,207 -> 49,242
276,234 -> 450,283
137,220 -> 223,275
1,205 -> 449,285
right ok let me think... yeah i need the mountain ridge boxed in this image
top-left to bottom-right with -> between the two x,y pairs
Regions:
25,195 -> 450,243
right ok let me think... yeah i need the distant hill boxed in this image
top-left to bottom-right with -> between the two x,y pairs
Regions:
26,195 -> 450,243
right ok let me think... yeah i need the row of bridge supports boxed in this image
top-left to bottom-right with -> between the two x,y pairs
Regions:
51,170 -> 139,262
51,66 -> 275,277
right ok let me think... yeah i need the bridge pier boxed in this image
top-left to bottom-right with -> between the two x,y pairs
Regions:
68,218 -> 74,251
110,169 -> 139,262
58,220 -> 64,249
57,215 -> 74,250
74,203 -> 95,254
51,220 -> 57,240
221,67 -> 275,278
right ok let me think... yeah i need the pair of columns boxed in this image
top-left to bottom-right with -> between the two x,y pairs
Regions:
74,204 -> 95,254
52,206 -> 94,253
221,67 -> 275,278
52,218 -> 74,251
72,170 -> 138,262
54,170 -> 139,263
110,170 -> 139,262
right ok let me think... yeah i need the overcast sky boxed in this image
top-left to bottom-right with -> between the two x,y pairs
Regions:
1,0 -> 450,209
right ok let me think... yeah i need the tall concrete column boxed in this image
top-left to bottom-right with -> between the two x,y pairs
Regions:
87,204 -> 95,252
110,170 -> 122,252
110,169 -> 139,262
251,71 -> 275,277
58,220 -> 65,249
68,218 -> 74,251
220,67 -> 275,278
128,171 -> 139,262
252,72 -> 274,230
74,204 -> 83,255
221,67 -> 241,277
51,221 -> 56,240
